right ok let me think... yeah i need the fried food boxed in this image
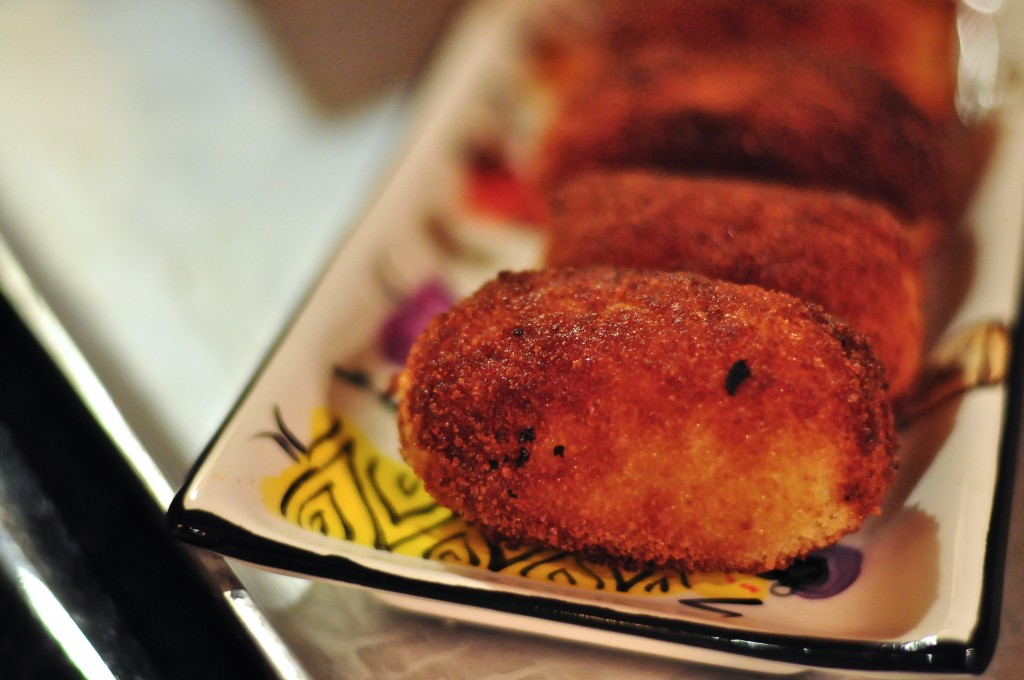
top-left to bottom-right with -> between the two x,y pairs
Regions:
533,44 -> 955,224
545,171 -> 924,397
397,268 -> 897,574
532,0 -> 959,122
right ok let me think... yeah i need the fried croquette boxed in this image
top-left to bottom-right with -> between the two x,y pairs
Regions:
531,0 -> 958,122
545,171 -> 924,397
397,268 -> 897,574
533,44 -> 955,224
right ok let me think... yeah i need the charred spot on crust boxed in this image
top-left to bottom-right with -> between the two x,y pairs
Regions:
488,459 -> 499,470
519,427 -> 536,443
511,326 -> 525,337
553,445 -> 566,457
725,359 -> 752,396
515,448 -> 531,467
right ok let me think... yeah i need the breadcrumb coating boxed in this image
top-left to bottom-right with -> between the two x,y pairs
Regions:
531,0 -> 958,122
533,44 -> 954,224
397,268 -> 896,574
545,171 -> 924,396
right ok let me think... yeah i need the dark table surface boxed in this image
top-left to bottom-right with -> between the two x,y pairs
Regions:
0,293 -> 275,680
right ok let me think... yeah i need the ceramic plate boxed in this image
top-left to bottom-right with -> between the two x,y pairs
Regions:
169,1 -> 1024,673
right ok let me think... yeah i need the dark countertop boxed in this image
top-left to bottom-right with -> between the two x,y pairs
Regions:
0,293 -> 274,680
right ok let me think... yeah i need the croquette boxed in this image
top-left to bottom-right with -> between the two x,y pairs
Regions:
532,0 -> 958,122
545,171 -> 924,397
533,44 -> 955,224
397,268 -> 896,574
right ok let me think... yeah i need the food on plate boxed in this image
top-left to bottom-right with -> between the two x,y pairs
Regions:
396,268 -> 897,574
532,44 -> 956,224
531,0 -> 959,122
544,171 -> 924,397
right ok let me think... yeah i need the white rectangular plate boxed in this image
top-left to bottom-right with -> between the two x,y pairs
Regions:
169,1 -> 1024,674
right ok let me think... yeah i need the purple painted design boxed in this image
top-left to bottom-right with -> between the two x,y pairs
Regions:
379,279 -> 455,363
778,544 -> 860,598
795,544 -> 863,599
766,544 -> 863,600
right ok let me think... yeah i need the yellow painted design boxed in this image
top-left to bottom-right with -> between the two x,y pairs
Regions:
261,408 -> 770,604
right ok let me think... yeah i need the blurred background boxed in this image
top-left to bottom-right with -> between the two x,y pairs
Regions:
0,0 -> 460,482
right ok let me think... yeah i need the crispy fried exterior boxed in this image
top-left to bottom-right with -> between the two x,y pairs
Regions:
531,0 -> 958,122
397,268 -> 897,574
545,171 -> 924,397
533,44 -> 954,224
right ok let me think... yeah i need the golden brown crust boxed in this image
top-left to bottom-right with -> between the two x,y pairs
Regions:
533,44 -> 954,223
531,0 -> 959,123
398,268 -> 896,573
544,171 -> 924,397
